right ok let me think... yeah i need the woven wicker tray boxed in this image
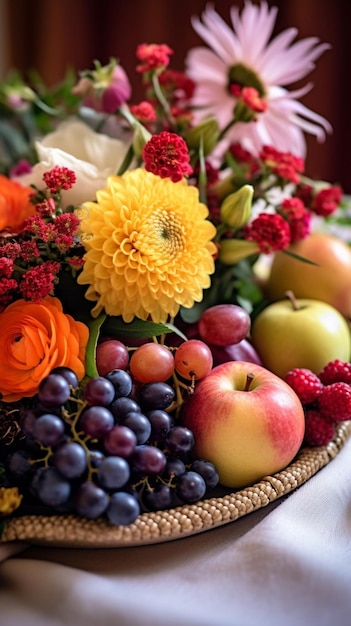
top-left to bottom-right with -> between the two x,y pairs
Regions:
1,420 -> 350,548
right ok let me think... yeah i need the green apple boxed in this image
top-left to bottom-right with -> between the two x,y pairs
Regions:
250,292 -> 351,378
181,360 -> 305,488
264,232 -> 351,318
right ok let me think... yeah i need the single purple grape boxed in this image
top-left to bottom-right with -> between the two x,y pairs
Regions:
190,459 -> 219,490
121,412 -> 151,444
176,471 -> 207,503
163,456 -> 186,479
104,369 -> 133,398
147,409 -> 174,442
143,484 -> 175,511
138,382 -> 175,411
38,373 -> 71,406
110,396 -> 141,421
31,467 -> 71,507
131,445 -> 167,475
106,491 -> 140,526
103,425 -> 137,458
74,481 -> 109,519
53,442 -> 87,478
97,456 -> 130,490
32,413 -> 65,447
83,377 -> 115,406
165,426 -> 195,456
50,366 -> 79,389
79,406 -> 114,438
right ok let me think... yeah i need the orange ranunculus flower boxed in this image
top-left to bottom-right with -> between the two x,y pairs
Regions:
0,174 -> 36,234
0,296 -> 89,402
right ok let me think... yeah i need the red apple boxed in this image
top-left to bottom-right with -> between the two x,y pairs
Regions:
209,338 -> 262,366
181,361 -> 305,488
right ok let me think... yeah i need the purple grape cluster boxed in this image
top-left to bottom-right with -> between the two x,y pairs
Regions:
6,367 -> 219,526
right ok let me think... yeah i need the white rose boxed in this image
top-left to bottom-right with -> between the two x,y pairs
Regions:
14,119 -> 130,208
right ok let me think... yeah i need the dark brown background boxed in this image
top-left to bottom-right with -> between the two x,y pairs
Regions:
3,0 -> 351,191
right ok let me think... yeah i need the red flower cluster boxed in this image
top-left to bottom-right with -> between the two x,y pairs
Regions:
243,213 -> 291,253
0,258 -> 17,308
260,145 -> 304,183
136,44 -> 174,73
158,69 -> 195,104
296,183 -> 342,217
142,131 -> 193,182
43,166 -> 77,194
242,196 -> 312,253
278,197 -> 311,242
311,186 -> 343,217
228,143 -> 305,185
19,261 -> 61,302
221,142 -> 343,254
35,198 -> 56,218
130,101 -> 156,123
0,167 -> 84,309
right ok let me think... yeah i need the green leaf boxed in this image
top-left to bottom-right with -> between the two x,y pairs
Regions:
85,313 -> 107,378
34,97 -> 61,116
103,316 -> 173,338
163,323 -> 188,342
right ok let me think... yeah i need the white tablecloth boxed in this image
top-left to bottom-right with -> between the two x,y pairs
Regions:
1,434 -> 351,626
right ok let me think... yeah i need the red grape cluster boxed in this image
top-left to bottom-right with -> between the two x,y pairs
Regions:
284,359 -> 351,446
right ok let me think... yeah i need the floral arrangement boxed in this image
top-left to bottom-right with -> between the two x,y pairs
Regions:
0,2 -> 350,530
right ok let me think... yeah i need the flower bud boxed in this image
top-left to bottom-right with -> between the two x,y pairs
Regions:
74,59 -> 132,114
1,82 -> 36,111
101,65 -> 132,113
185,117 -> 220,156
218,238 -> 259,265
233,99 -> 257,123
220,184 -> 253,229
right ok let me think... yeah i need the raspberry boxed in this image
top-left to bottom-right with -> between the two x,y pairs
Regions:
318,360 -> 351,385
304,409 -> 336,446
284,368 -> 323,404
318,382 -> 351,421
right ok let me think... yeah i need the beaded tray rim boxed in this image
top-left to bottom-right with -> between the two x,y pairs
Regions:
2,420 -> 350,549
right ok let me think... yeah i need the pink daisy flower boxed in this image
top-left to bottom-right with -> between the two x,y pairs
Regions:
185,2 -> 332,158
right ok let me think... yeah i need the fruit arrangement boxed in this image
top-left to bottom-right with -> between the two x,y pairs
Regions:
1,303 -> 253,526
2,296 -> 350,528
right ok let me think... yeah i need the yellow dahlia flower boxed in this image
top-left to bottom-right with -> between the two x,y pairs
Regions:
77,168 -> 217,322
